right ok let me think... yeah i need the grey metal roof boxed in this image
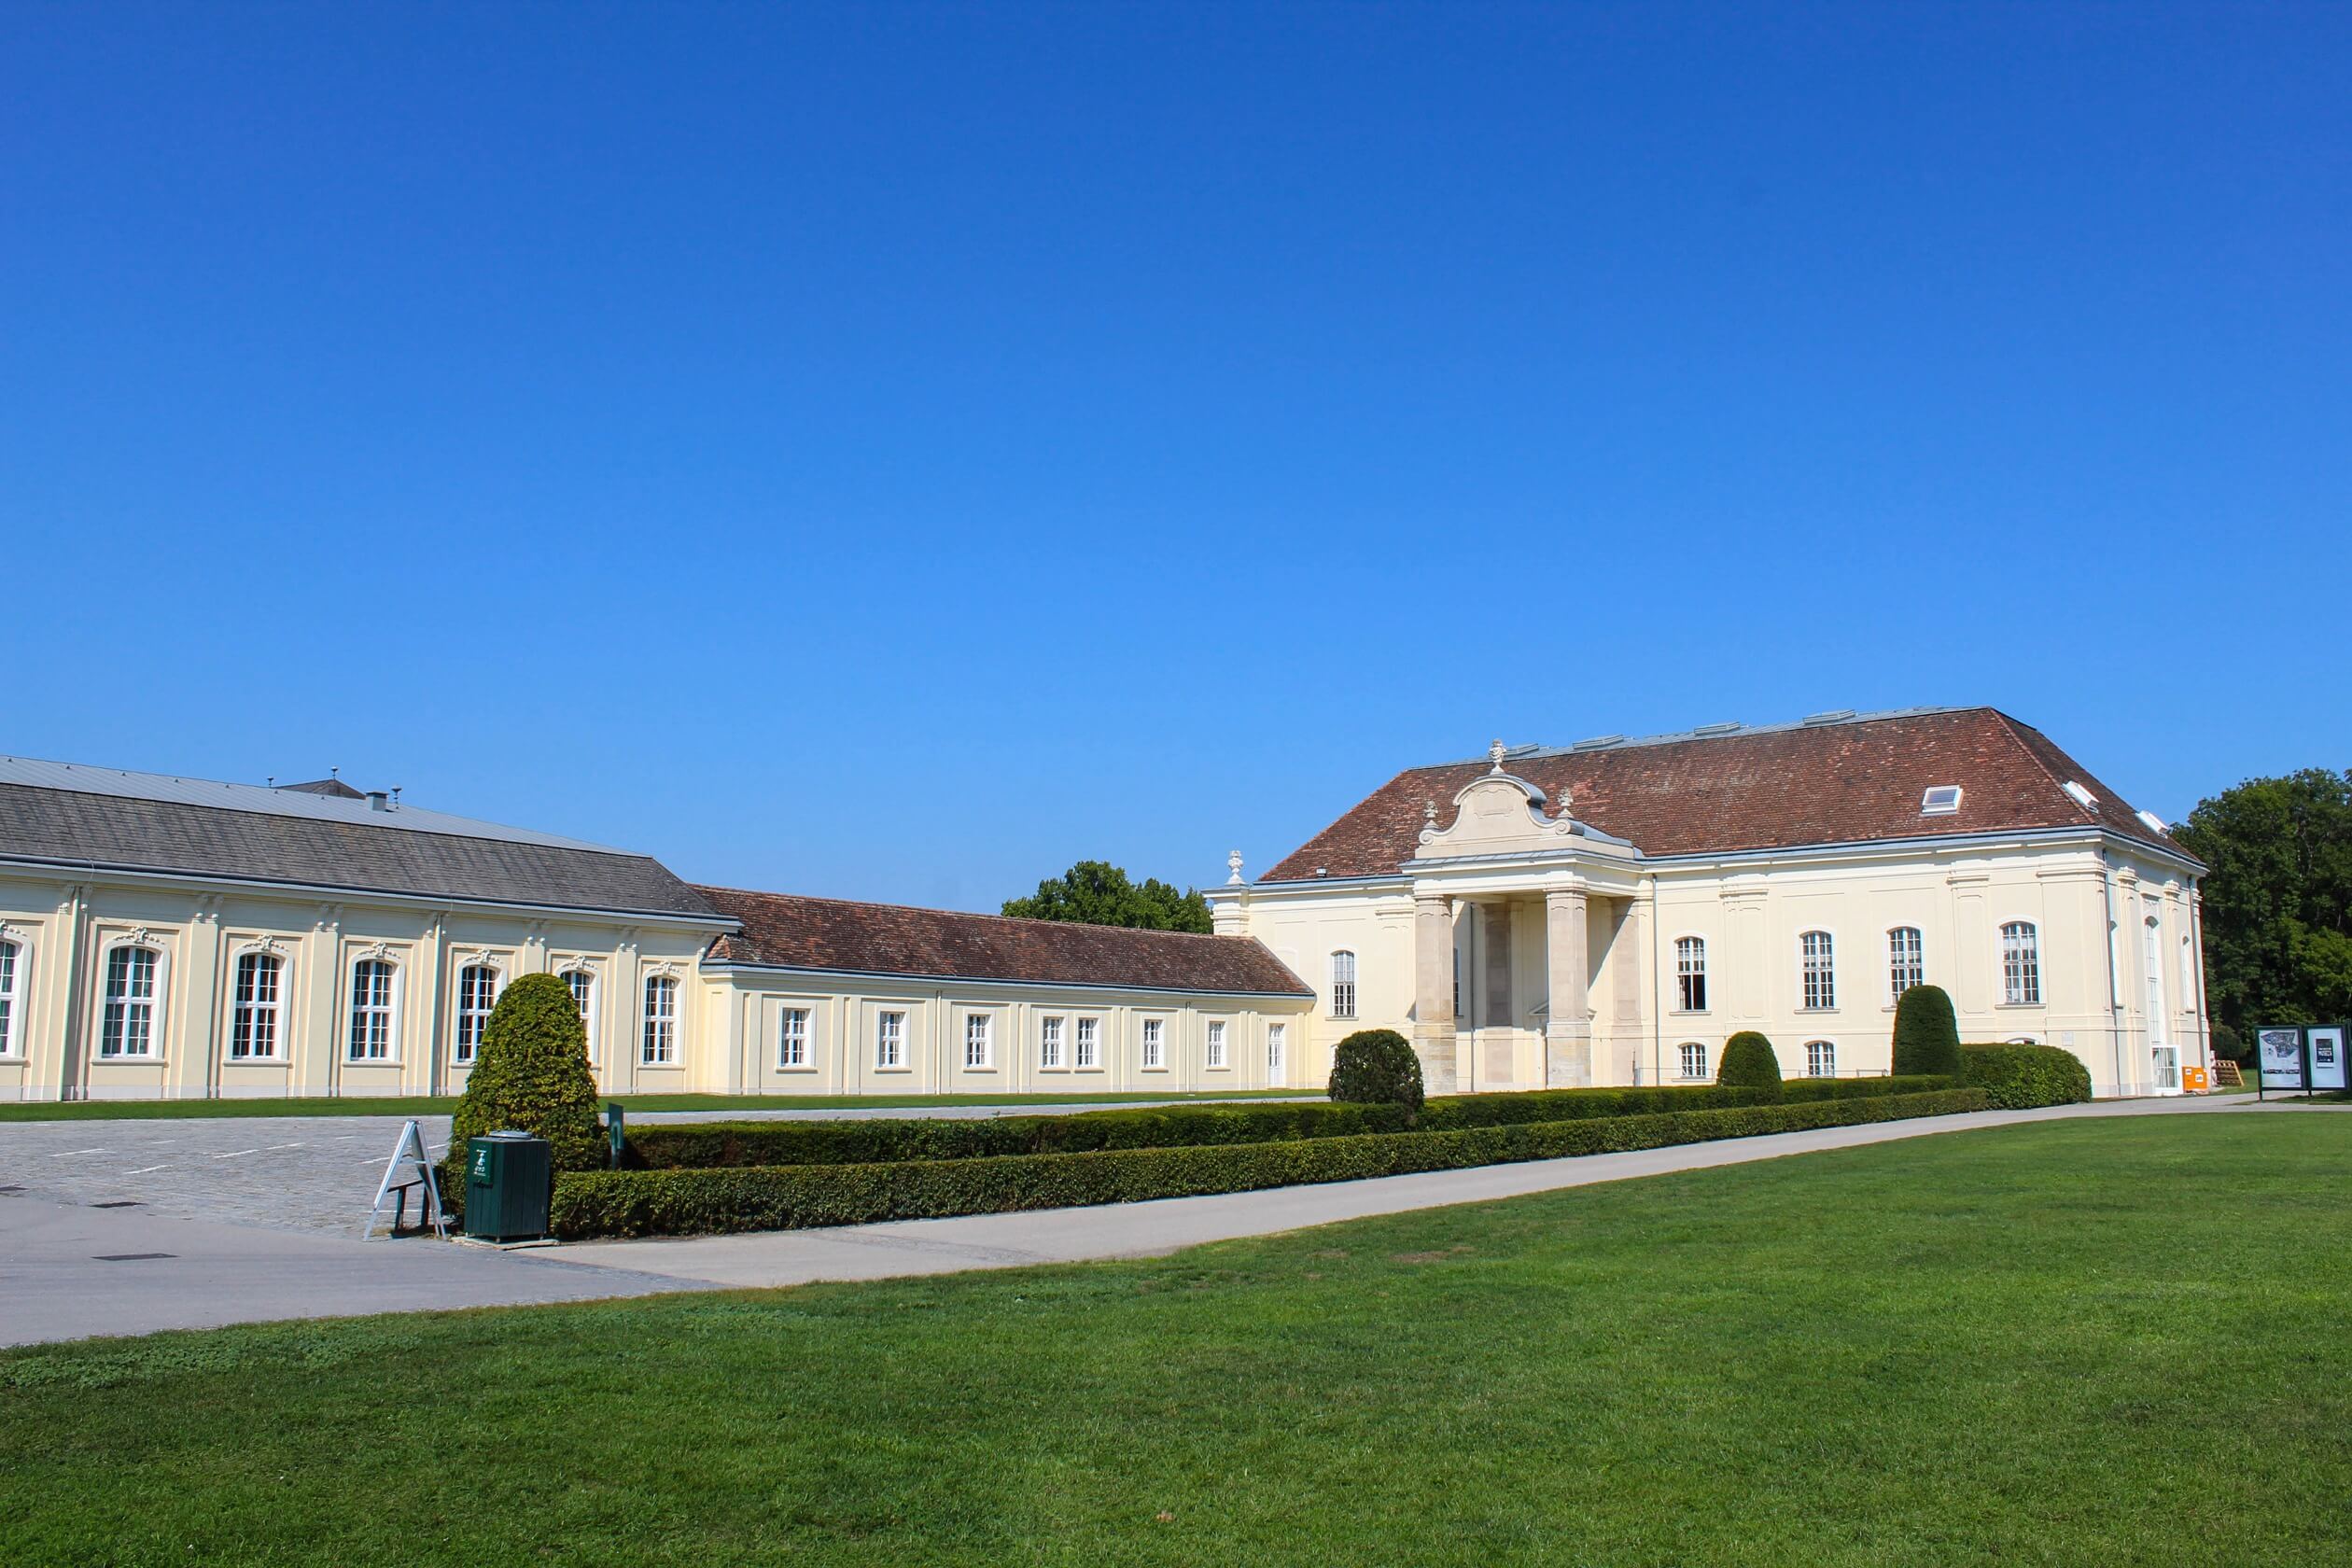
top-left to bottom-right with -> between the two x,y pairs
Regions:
0,767 -> 723,920
0,755 -> 630,852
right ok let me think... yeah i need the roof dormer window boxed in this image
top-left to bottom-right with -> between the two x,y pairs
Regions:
1920,785 -> 1962,816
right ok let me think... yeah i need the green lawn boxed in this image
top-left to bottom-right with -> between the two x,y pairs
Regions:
0,1087 -> 1310,1123
3,1114 -> 2345,1566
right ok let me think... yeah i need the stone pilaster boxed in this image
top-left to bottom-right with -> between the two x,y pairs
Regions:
1545,887 -> 1591,1087
1411,892 -> 1458,1096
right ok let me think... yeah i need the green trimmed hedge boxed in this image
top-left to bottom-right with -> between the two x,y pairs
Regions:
619,1077 -> 1964,1171
1961,1043 -> 2093,1109
553,1088 -> 1990,1239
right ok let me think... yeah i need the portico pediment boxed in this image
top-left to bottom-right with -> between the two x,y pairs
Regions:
1414,741 -> 1582,861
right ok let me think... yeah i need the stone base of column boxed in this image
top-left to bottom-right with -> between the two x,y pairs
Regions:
1412,1026 -> 1460,1098
1545,1027 -> 1592,1089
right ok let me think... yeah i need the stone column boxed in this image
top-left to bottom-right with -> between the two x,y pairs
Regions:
1545,887 -> 1591,1087
1411,892 -> 1458,1096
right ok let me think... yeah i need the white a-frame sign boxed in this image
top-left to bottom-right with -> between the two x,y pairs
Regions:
360,1118 -> 447,1239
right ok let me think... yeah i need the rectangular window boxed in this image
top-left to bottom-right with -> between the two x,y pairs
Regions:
0,939 -> 21,1057
1267,1022 -> 1286,1077
778,1007 -> 809,1068
2001,922 -> 2042,1005
1075,1015 -> 1099,1069
1330,952 -> 1357,1019
640,975 -> 678,1065
1039,1015 -> 1065,1069
964,1013 -> 993,1069
1887,927 -> 1924,1001
1807,1041 -> 1836,1078
876,1010 -> 905,1069
230,954 -> 285,1061
454,966 -> 497,1065
1141,1017 -> 1165,1070
1206,1020 -> 1226,1069
1800,931 -> 1836,1011
101,946 -> 160,1058
1675,937 -> 1707,1012
348,959 -> 396,1061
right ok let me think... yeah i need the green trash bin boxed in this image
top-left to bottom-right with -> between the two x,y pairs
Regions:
464,1130 -> 553,1241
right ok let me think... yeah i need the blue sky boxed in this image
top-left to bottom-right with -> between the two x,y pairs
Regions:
4,4 -> 2345,908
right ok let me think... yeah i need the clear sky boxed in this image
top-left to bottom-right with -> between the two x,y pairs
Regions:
4,3 -> 2345,909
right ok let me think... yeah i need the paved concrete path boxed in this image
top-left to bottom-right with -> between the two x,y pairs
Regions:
7,1095 -> 2332,1348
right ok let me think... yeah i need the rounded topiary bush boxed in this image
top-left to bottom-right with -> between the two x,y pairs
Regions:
1961,1043 -> 2093,1108
1892,984 -> 1963,1077
1716,1031 -> 1783,1099
1327,1028 -> 1424,1114
446,972 -> 605,1178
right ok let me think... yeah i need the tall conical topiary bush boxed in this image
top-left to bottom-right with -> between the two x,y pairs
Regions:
447,972 -> 604,1174
1892,984 -> 1963,1077
1716,1030 -> 1783,1100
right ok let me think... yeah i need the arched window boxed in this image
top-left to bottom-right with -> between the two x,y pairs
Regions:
1330,951 -> 1357,1018
2001,922 -> 2041,1005
641,975 -> 679,1064
348,959 -> 397,1061
1678,1042 -> 1708,1080
1887,927 -> 1924,1001
562,969 -> 595,1042
1675,937 -> 1708,1011
1800,931 -> 1836,1011
0,938 -> 21,1057
100,945 -> 161,1057
454,965 -> 498,1065
1806,1040 -> 1836,1078
230,952 -> 285,1060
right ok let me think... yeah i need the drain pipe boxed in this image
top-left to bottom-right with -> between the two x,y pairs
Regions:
2100,847 -> 2124,1096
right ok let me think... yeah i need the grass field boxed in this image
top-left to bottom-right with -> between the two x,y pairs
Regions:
0,1087 -> 1311,1123
2,1113 -> 2345,1565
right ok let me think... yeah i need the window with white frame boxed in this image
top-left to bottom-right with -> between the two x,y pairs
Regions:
346,959 -> 396,1061
1141,1017 -> 1166,1069
876,1009 -> 905,1068
1675,937 -> 1707,1011
1206,1020 -> 1227,1069
1330,951 -> 1357,1018
230,953 -> 286,1060
1800,931 -> 1836,1010
100,945 -> 161,1057
965,1013 -> 994,1069
1921,785 -> 1963,816
1887,926 -> 1924,1001
1678,1042 -> 1708,1080
454,965 -> 497,1065
0,938 -> 21,1057
640,975 -> 678,1065
778,1007 -> 809,1068
1075,1015 -> 1099,1069
1267,1022 -> 1286,1075
564,969 -> 595,1039
2001,921 -> 2042,1004
1806,1040 -> 1836,1078
1039,1015 -> 1065,1069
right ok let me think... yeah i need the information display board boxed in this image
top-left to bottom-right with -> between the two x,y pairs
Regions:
2256,1027 -> 2306,1089
2309,1025 -> 2348,1092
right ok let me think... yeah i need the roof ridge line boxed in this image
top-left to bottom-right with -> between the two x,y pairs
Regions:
691,884 -> 1247,942
1986,711 -> 2103,823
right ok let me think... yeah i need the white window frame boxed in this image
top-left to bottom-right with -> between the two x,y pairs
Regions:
228,951 -> 286,1063
99,943 -> 165,1059
1074,1015 -> 1100,1070
1039,1014 -> 1066,1070
347,957 -> 399,1062
640,974 -> 679,1065
1141,1016 -> 1166,1071
1800,930 -> 1837,1012
1806,1040 -> 1836,1078
560,967 -> 597,1044
0,936 -> 24,1059
875,1009 -> 905,1070
1678,1042 -> 1708,1081
777,1006 -> 810,1069
1887,926 -> 1925,1004
1674,936 -> 1707,1012
1329,951 -> 1357,1019
1267,1021 -> 1287,1077
964,1012 -> 994,1070
1206,1019 -> 1227,1070
453,964 -> 500,1065
1921,785 -> 1963,816
2000,920 -> 2042,1006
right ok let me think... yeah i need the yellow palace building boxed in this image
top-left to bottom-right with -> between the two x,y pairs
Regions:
0,707 -> 2207,1102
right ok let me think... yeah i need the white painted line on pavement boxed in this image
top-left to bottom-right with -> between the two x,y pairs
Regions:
212,1148 -> 261,1158
124,1164 -> 171,1175
262,1142 -> 306,1150
50,1148 -> 109,1156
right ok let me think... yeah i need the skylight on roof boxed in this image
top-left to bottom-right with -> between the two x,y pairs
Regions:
1921,785 -> 1963,816
2063,780 -> 2098,810
2135,808 -> 2169,834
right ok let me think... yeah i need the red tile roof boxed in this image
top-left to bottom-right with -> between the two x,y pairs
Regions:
1261,708 -> 2189,883
698,886 -> 1314,997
